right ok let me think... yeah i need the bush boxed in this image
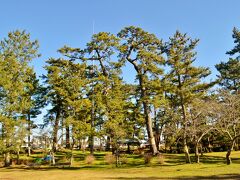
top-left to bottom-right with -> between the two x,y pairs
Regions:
20,159 -> 28,165
34,158 -> 43,165
104,154 -> 115,165
11,159 -> 17,166
120,154 -> 128,164
143,153 -> 152,165
85,154 -> 95,165
133,148 -> 145,155
157,154 -> 165,165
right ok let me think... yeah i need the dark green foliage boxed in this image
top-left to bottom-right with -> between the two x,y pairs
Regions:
216,58 -> 240,92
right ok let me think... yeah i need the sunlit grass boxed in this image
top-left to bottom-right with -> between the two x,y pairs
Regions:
0,151 -> 240,179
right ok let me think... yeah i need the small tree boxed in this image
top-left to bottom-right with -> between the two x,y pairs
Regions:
188,98 -> 215,163
213,90 -> 240,165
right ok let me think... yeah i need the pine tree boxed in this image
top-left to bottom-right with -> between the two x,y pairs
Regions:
215,59 -> 240,92
43,58 -> 90,155
0,30 -> 40,166
117,26 -> 165,155
164,31 -> 212,163
25,73 -> 45,156
59,32 -> 121,154
216,27 -> 240,93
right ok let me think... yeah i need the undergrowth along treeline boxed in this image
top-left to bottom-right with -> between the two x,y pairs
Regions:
0,26 -> 239,167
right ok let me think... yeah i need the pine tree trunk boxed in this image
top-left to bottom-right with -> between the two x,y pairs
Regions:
115,148 -> 120,167
155,133 -> 160,151
127,143 -> 131,154
78,139 -> 81,150
27,113 -> 31,156
154,108 -> 160,151
4,152 -> 11,167
17,148 -> 20,165
89,136 -> 94,154
66,126 -> 70,149
52,107 -> 60,152
70,147 -> 74,166
144,102 -> 158,155
137,73 -> 158,155
27,141 -> 31,156
50,151 -> 55,166
106,136 -> 111,151
89,98 -> 95,154
183,137 -> 191,163
181,101 -> 191,163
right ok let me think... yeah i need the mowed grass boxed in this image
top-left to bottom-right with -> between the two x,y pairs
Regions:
0,151 -> 240,179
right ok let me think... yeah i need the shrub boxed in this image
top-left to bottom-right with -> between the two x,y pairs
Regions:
0,161 -> 4,167
157,154 -> 165,165
104,154 -> 115,165
120,154 -> 128,164
133,148 -> 144,155
144,153 -> 152,165
11,159 -> 17,166
34,158 -> 43,165
85,154 -> 95,165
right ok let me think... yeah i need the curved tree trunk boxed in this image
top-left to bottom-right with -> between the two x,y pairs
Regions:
183,136 -> 191,163
226,140 -> 234,165
226,138 -> 238,165
194,129 -> 214,163
225,135 -> 240,165
144,102 -> 158,155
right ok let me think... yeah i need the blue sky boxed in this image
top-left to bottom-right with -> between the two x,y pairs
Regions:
1,0 -> 239,82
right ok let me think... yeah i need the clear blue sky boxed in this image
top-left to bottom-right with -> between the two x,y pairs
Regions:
1,0 -> 240,82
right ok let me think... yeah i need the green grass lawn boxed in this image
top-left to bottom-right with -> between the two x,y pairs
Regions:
0,151 -> 240,179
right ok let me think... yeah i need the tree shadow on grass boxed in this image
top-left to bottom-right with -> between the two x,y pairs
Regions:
200,155 -> 240,164
0,165 -> 107,172
106,173 -> 240,179
164,153 -> 240,165
93,153 -> 106,160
